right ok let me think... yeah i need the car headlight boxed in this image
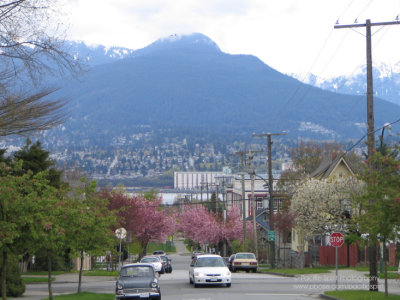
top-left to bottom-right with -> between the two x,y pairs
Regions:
194,272 -> 204,277
151,282 -> 158,288
223,271 -> 231,276
117,283 -> 123,289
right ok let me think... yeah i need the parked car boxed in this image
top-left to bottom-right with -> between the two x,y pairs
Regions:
231,252 -> 258,273
191,250 -> 203,259
115,263 -> 161,300
189,254 -> 231,287
153,250 -> 165,255
140,256 -> 164,274
226,254 -> 236,271
158,255 -> 172,273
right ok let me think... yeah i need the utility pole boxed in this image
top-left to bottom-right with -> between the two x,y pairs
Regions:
234,151 -> 248,241
335,19 -> 400,292
253,132 -> 286,269
216,174 -> 231,257
248,150 -> 263,259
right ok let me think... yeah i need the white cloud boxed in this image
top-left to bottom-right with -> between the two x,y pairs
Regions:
60,0 -> 400,78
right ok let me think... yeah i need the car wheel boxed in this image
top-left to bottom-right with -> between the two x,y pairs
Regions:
189,276 -> 193,284
226,283 -> 231,287
160,267 -> 165,274
194,283 -> 199,288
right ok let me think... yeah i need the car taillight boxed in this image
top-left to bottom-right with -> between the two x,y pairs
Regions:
250,262 -> 257,265
234,262 -> 241,265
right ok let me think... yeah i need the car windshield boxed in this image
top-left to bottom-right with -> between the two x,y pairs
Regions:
141,257 -> 159,263
235,253 -> 256,259
120,266 -> 153,277
160,256 -> 167,262
195,257 -> 225,267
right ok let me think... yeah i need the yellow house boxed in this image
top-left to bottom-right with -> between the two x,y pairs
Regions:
290,155 -> 355,259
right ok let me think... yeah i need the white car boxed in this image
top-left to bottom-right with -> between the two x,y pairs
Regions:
189,254 -> 231,287
140,255 -> 164,274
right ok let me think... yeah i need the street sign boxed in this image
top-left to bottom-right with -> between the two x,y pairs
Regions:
115,227 -> 127,239
268,230 -> 276,242
329,232 -> 344,247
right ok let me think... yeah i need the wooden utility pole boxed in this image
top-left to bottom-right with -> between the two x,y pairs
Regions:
335,19 -> 400,292
248,150 -> 263,259
234,151 -> 248,241
253,132 -> 286,269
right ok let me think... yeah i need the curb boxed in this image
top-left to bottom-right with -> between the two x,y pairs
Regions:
258,271 -> 296,277
319,294 -> 340,300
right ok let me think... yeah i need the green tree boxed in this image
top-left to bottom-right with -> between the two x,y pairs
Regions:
67,179 -> 117,293
13,139 -> 63,188
32,180 -> 69,300
354,151 -> 400,297
0,162 -> 56,300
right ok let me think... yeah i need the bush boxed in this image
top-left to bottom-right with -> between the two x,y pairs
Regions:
0,254 -> 26,297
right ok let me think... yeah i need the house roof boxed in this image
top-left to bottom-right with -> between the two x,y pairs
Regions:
310,155 -> 355,179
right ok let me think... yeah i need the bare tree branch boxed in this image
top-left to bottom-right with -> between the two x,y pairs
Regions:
0,0 -> 83,137
0,88 -> 68,136
0,0 -> 82,88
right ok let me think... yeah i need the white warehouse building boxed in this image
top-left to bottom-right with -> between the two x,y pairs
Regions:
174,171 -> 225,190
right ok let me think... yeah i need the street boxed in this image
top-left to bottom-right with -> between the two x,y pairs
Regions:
22,253 -> 319,300
18,242 -> 400,300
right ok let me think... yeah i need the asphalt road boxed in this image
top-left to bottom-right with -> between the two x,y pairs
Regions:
17,241 -> 400,299
22,253 -> 320,300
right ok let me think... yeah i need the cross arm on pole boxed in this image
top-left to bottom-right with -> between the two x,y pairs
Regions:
334,20 -> 400,29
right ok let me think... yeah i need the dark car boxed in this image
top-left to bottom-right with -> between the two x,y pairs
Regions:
153,250 -> 165,255
158,255 -> 172,273
226,254 -> 235,271
115,263 -> 161,300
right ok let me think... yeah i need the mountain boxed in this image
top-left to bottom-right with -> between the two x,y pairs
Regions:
67,41 -> 135,66
294,62 -> 400,106
45,33 -> 400,146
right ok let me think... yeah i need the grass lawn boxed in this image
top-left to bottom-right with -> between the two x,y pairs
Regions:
23,271 -> 66,275
258,266 -> 332,275
351,266 -> 397,272
22,277 -> 54,283
378,272 -> 398,279
325,290 -> 400,299
43,292 -> 113,299
83,270 -> 118,277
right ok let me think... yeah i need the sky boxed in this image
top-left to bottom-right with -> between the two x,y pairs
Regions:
61,0 -> 400,79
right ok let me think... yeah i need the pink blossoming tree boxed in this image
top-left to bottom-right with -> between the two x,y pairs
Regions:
105,191 -> 176,259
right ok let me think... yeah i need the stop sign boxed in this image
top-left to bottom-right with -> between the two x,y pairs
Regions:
330,232 -> 344,247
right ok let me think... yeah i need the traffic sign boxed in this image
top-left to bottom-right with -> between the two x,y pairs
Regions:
268,230 -> 276,242
329,232 -> 344,247
115,227 -> 127,239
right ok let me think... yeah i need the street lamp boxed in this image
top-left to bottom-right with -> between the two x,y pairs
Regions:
378,123 -> 391,155
115,228 -> 127,269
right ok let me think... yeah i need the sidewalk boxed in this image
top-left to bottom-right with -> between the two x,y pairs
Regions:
297,269 -> 400,296
174,238 -> 190,255
13,273 -> 116,300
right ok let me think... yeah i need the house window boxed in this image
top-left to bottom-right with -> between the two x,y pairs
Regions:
256,199 -> 263,210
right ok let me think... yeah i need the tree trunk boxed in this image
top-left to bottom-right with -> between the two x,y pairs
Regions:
47,249 -> 53,300
1,250 -> 7,300
78,250 -> 84,293
139,242 -> 148,261
383,238 -> 388,298
369,238 -> 378,292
